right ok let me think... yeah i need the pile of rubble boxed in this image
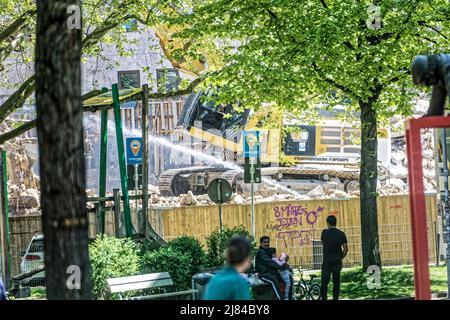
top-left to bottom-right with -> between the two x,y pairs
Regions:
377,129 -> 436,196
0,120 -> 40,215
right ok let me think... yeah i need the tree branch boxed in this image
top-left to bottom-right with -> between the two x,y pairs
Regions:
0,30 -> 32,69
343,41 -> 355,50
82,14 -> 140,48
0,12 -> 147,123
0,119 -> 36,144
319,0 -> 329,9
0,9 -> 36,44
417,21 -> 449,40
0,77 -> 202,142
0,75 -> 36,124
312,62 -> 356,98
147,76 -> 202,99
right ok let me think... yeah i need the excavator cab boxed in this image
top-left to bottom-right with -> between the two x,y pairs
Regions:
284,126 -> 317,157
177,91 -> 250,147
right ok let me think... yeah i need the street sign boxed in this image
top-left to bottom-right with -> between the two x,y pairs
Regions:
208,178 -> 232,232
127,164 -> 142,190
243,131 -> 261,184
207,178 -> 233,205
126,137 -> 143,165
244,131 -> 260,159
243,131 -> 261,238
244,158 -> 261,183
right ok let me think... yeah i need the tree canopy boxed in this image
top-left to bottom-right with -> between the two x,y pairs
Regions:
0,0 -> 160,122
166,0 -> 448,115
162,0 -> 449,267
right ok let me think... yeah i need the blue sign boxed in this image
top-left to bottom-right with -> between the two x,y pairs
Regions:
243,131 -> 260,159
126,137 -> 143,165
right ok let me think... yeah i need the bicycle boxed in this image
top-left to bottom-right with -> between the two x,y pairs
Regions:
293,269 -> 321,300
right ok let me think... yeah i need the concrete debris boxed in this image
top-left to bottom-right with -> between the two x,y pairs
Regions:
180,191 -> 199,206
306,186 -> 326,198
230,193 -> 244,204
9,187 -> 40,210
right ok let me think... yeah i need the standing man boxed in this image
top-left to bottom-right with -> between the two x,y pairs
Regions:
319,215 -> 348,300
255,236 -> 284,300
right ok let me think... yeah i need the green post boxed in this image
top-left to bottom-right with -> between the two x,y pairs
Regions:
111,84 -> 133,237
141,84 -> 149,236
1,149 -> 10,288
98,87 -> 108,236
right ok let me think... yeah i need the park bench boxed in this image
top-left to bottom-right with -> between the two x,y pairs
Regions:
107,272 -> 197,300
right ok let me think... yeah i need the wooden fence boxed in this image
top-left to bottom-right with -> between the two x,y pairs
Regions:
161,194 -> 439,268
7,194 -> 439,275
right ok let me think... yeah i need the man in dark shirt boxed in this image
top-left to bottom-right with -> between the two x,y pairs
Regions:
320,215 -> 348,300
254,236 -> 284,300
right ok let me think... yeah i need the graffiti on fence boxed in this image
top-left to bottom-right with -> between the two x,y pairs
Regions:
276,229 -> 317,248
266,204 -> 325,248
272,204 -> 324,227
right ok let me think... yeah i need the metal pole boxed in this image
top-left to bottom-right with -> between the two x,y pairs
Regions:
250,162 -> 255,239
0,149 -> 10,289
141,84 -> 149,236
134,164 -> 139,226
435,220 -> 440,267
217,179 -> 222,232
113,188 -> 121,237
112,84 -> 133,237
440,128 -> 450,297
98,87 -> 108,235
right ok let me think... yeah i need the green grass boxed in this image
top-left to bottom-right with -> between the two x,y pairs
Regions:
335,265 -> 447,299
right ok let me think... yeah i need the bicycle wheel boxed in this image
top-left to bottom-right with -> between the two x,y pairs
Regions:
294,283 -> 306,300
308,283 -> 321,300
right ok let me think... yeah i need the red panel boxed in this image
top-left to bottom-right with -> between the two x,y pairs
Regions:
406,124 -> 430,300
405,116 -> 450,300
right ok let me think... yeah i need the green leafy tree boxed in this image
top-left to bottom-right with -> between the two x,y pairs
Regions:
167,0 -> 449,268
0,0 -> 157,124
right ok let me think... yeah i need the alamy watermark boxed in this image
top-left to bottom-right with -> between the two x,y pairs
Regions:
67,5 -> 81,30
366,5 -> 382,30
66,265 -> 81,290
366,265 -> 381,289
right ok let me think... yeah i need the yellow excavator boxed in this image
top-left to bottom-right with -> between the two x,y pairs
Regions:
157,90 -> 365,196
152,20 -> 388,196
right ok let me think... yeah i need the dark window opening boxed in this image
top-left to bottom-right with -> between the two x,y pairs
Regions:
118,70 -> 141,89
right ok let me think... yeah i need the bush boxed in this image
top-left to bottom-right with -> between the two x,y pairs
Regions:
205,225 -> 256,268
169,236 -> 206,275
136,238 -> 162,257
89,236 -> 140,299
140,246 -> 192,291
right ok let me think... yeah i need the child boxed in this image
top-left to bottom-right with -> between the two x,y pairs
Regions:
269,247 -> 293,300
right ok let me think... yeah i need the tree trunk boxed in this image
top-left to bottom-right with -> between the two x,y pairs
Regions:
359,100 -> 382,270
35,0 -> 92,299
